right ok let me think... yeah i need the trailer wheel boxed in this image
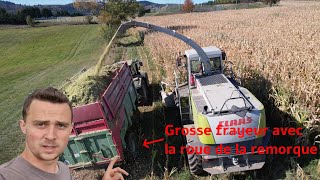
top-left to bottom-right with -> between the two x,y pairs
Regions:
141,79 -> 148,104
140,72 -> 149,87
126,132 -> 138,159
187,152 -> 204,175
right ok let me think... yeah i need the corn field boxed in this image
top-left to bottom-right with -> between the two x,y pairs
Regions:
135,1 -> 319,136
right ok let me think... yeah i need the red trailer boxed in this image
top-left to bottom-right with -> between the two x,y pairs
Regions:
60,62 -> 140,168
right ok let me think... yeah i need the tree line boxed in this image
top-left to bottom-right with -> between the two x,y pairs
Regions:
73,0 -> 145,40
73,0 -> 144,26
184,0 -> 280,12
0,0 -> 280,25
0,7 -> 83,25
195,0 -> 280,7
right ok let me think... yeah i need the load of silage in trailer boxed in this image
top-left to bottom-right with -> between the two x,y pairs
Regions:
63,64 -> 120,106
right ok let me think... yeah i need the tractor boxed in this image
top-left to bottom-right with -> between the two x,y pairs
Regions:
126,59 -> 149,104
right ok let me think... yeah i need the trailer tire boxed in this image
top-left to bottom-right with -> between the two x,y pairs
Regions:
140,72 -> 149,87
141,79 -> 148,104
126,132 -> 138,160
188,152 -> 204,175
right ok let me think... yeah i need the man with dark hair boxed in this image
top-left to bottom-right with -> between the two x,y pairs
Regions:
0,87 -> 128,180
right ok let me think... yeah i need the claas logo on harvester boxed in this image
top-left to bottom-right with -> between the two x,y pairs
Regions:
218,117 -> 253,127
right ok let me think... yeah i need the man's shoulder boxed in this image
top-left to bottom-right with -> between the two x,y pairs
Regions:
0,157 -> 19,170
0,158 -> 72,180
57,161 -> 70,171
0,157 -> 24,180
57,161 -> 72,176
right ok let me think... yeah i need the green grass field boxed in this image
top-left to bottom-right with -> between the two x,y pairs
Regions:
0,24 -> 106,164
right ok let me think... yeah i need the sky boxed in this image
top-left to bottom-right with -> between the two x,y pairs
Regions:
3,0 -> 211,6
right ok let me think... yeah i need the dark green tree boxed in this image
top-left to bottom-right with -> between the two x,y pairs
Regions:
264,0 -> 280,6
14,11 -> 26,24
207,1 -> 214,5
70,12 -> 83,16
21,7 -> 41,18
0,8 -> 8,24
41,8 -> 53,18
73,0 -> 139,41
0,8 -> 25,24
104,0 -> 140,25
137,4 -> 146,17
56,10 -> 70,17
73,0 -> 139,25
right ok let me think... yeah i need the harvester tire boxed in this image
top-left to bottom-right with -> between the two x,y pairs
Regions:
188,152 -> 204,175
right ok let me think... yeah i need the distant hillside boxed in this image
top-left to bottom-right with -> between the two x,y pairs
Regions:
0,1 -> 24,12
138,1 -> 163,7
35,4 -> 79,14
0,1 -> 80,14
0,0 -> 174,15
138,1 -> 179,12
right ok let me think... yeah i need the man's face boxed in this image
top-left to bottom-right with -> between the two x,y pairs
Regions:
20,99 -> 72,162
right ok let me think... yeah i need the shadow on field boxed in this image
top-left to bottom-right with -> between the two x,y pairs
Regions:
142,25 -> 198,35
234,69 -> 320,180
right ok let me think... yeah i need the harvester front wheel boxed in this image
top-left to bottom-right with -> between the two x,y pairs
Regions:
188,152 -> 204,175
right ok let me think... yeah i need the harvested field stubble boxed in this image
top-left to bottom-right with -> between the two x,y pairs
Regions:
137,1 -> 320,128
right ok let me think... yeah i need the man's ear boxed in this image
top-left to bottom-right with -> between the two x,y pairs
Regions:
20,119 -> 26,134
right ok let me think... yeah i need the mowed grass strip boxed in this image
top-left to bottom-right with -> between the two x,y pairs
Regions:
0,24 -> 106,163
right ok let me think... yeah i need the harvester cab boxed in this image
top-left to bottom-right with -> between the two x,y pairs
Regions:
174,46 -> 271,175
185,46 -> 223,83
127,59 -> 149,104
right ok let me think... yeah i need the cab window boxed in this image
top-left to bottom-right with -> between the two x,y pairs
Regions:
191,60 -> 202,73
209,57 -> 221,72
